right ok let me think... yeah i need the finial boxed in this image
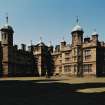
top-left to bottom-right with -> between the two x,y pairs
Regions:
40,36 -> 42,42
49,41 -> 52,46
30,40 -> 33,46
94,28 -> 96,32
76,16 -> 79,24
92,28 -> 98,36
62,36 -> 65,41
6,13 -> 8,24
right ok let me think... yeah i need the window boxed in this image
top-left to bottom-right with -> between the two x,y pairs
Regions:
59,60 -> 62,63
74,65 -> 77,72
78,48 -> 81,55
65,53 -> 70,57
59,67 -> 62,72
78,56 -> 82,62
74,56 -> 77,61
84,49 -> 91,56
83,64 -> 92,72
74,48 -> 77,55
59,55 -> 62,58
84,49 -> 91,60
69,55 -> 72,61
64,65 -> 71,72
65,58 -> 70,62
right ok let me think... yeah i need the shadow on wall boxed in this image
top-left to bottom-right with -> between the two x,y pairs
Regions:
0,80 -> 105,105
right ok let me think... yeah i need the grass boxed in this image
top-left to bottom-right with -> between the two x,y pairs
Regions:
1,76 -> 105,83
0,76 -> 105,105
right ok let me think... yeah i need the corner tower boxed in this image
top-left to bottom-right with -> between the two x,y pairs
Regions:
1,15 -> 14,46
71,17 -> 84,77
0,15 -> 14,77
71,17 -> 83,46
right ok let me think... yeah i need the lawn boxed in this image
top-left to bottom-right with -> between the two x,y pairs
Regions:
0,76 -> 105,105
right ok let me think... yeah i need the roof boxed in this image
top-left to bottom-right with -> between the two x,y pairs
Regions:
71,25 -> 83,33
91,31 -> 98,36
36,42 -> 46,47
0,24 -> 14,33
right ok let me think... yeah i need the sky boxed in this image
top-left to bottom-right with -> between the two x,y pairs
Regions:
0,0 -> 105,47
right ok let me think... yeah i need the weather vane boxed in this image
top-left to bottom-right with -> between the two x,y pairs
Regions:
6,13 -> 8,24
94,28 -> 96,32
30,40 -> 33,46
40,36 -> 42,42
76,16 -> 79,24
49,41 -> 52,46
62,36 -> 65,41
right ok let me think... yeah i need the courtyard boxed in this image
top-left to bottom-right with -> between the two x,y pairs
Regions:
0,76 -> 105,105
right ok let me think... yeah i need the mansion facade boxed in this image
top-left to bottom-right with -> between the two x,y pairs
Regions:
0,17 -> 105,77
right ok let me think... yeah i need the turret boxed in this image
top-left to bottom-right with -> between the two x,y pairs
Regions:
71,17 -> 83,77
71,17 -> 84,46
84,37 -> 90,43
91,31 -> 98,42
0,15 -> 14,46
48,41 -> 53,53
0,14 -> 14,77
60,37 -> 66,50
21,44 -> 26,51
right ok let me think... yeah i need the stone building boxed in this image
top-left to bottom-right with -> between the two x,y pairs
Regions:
0,16 -> 53,77
0,42 -> 2,76
0,16 -> 105,77
31,41 -> 54,76
0,16 -> 37,77
52,23 -> 105,77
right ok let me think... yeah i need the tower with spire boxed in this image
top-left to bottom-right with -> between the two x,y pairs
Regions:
71,16 -> 84,46
0,14 -> 14,77
71,16 -> 83,77
1,14 -> 14,46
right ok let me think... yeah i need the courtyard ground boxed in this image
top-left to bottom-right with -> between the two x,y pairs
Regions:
0,76 -> 105,105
